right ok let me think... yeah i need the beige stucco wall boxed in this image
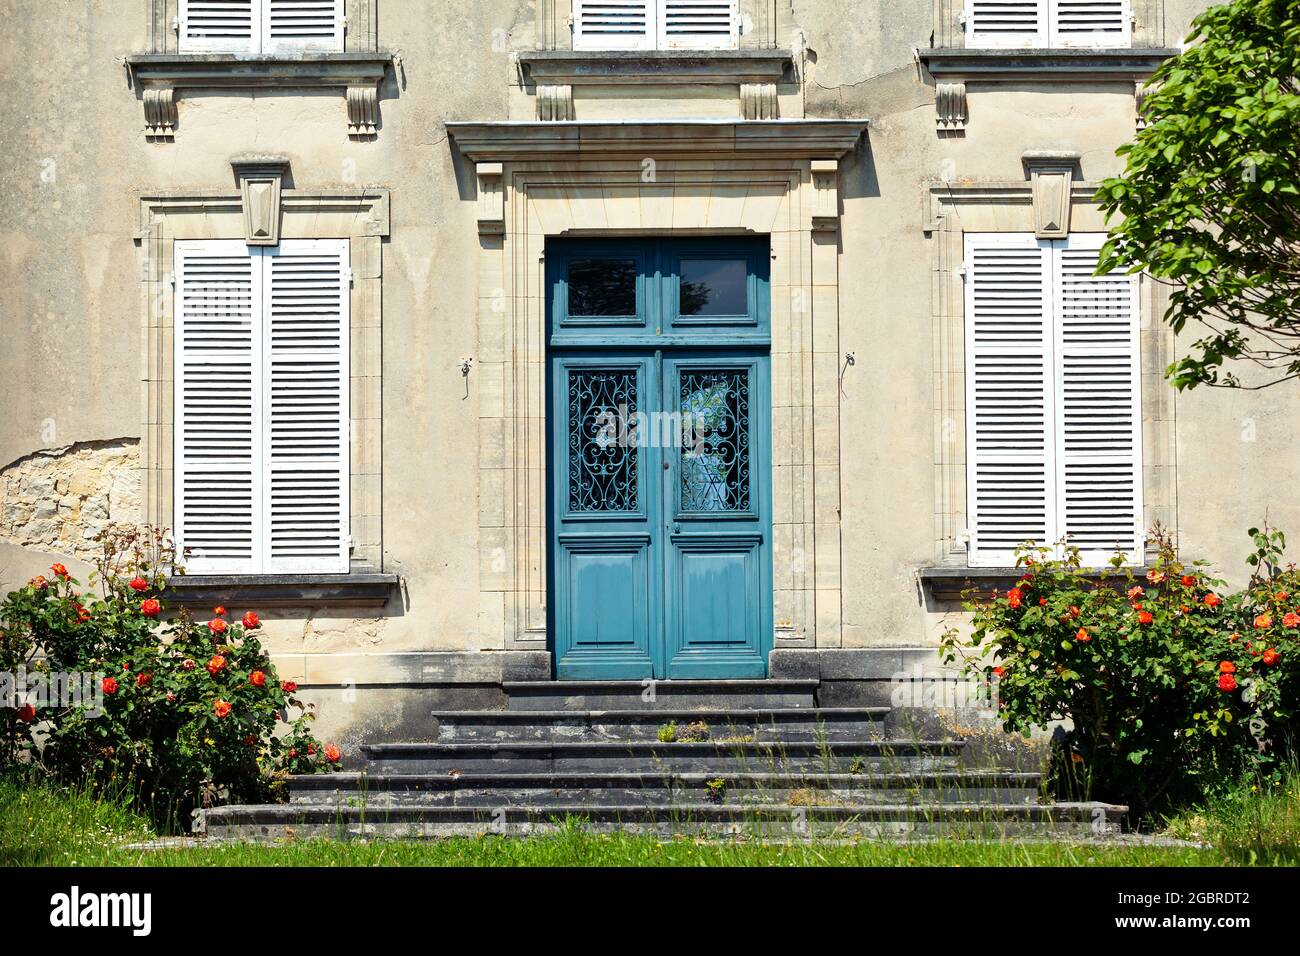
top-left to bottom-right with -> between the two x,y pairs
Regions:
2,0 -> 1297,733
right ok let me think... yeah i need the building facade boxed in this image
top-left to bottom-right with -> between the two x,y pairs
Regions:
3,0 -> 1296,747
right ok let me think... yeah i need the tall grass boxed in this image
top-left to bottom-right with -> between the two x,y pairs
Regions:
0,773 -> 154,866
1164,758 -> 1300,866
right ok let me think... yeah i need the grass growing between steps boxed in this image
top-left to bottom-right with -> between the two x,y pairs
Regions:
4,775 -> 1297,867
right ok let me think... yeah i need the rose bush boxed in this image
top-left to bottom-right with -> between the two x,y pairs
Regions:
941,526 -> 1300,817
0,527 -> 338,830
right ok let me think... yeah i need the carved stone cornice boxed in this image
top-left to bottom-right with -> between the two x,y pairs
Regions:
517,49 -> 794,86
918,47 -> 1180,82
447,119 -> 869,162
124,53 -> 393,140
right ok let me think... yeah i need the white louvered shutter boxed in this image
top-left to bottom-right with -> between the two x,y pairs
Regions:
964,235 -> 1054,567
174,241 -> 264,573
1050,0 -> 1131,48
262,241 -> 350,573
263,0 -> 345,52
573,1 -> 655,50
178,0 -> 259,53
658,0 -> 739,50
963,0 -> 1049,48
1052,234 -> 1142,565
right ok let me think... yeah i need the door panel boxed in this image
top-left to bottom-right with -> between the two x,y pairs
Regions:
548,238 -> 771,680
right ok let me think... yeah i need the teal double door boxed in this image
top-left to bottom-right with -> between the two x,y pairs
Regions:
548,237 -> 773,680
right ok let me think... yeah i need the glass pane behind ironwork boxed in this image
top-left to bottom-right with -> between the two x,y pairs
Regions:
679,258 -> 747,316
680,369 -> 751,512
568,369 -> 638,512
568,258 -> 637,316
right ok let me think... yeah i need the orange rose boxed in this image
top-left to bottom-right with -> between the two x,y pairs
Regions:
1203,593 -> 1222,608
213,700 -> 232,719
324,744 -> 342,763
206,655 -> 226,675
1075,627 -> 1091,643
1217,673 -> 1237,692
1137,610 -> 1154,625
140,598 -> 161,617
1219,660 -> 1236,674
249,670 -> 266,688
1127,585 -> 1144,600
29,575 -> 48,590
1283,612 -> 1300,629
50,564 -> 69,579
1007,587 -> 1023,609
1254,613 -> 1273,630
1146,570 -> 1166,584
1262,648 -> 1280,666
213,606 -> 227,616
208,618 -> 228,636
242,611 -> 261,629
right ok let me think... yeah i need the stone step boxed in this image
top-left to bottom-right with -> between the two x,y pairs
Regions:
197,801 -> 1126,842
288,770 -> 1043,808
432,707 -> 889,743
503,679 -> 820,712
360,739 -> 965,775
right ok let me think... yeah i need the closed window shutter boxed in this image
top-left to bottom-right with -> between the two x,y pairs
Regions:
964,0 -> 1048,48
1052,234 -> 1142,565
573,1 -> 656,50
1049,0 -> 1131,48
178,0 -> 259,53
174,241 -> 264,573
263,0 -> 345,52
262,240 -> 350,573
658,0 -> 739,50
964,235 -> 1055,567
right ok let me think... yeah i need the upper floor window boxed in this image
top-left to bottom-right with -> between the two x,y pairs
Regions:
179,0 -> 345,54
573,0 -> 739,51
963,0 -> 1132,49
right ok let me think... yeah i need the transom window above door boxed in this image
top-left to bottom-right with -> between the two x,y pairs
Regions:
550,237 -> 769,346
178,0 -> 346,54
572,1 -> 741,51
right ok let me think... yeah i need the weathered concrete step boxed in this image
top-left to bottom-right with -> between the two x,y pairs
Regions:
288,770 -> 1042,808
432,707 -> 888,743
198,801 -> 1126,842
504,679 -> 819,712
360,739 -> 965,774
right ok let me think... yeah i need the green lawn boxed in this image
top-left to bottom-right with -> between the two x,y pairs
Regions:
6,775 -> 1296,866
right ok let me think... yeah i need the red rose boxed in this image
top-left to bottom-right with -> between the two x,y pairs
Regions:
1262,648 -> 1280,666
1007,587 -> 1023,609
29,575 -> 48,590
16,702 -> 36,723
1277,591 -> 1290,603
1137,610 -> 1153,625
1283,612 -> 1300,629
281,680 -> 297,693
1204,593 -> 1222,608
129,576 -> 149,592
249,670 -> 266,688
1180,574 -> 1196,587
1254,613 -> 1273,630
213,606 -> 227,616
307,744 -> 316,756
213,699 -> 232,719
242,611 -> 261,629
1219,660 -> 1236,674
1038,597 -> 1048,606
208,618 -> 228,636
140,598 -> 161,617
74,604 -> 90,623
324,744 -> 341,763
136,672 -> 152,688
1217,673 -> 1237,692
992,666 -> 1004,678
50,563 -> 69,579
102,676 -> 118,695
207,655 -> 226,675
288,748 -> 298,759
1075,627 -> 1091,644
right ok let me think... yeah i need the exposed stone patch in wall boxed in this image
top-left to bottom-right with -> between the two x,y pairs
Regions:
0,440 -> 141,560
304,611 -> 387,651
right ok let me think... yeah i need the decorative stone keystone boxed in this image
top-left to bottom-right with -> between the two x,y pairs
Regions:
1022,150 -> 1081,239
536,84 -> 574,121
230,155 -> 290,246
476,162 -> 505,235
810,159 -> 839,232
741,83 -> 779,120
935,82 -> 967,132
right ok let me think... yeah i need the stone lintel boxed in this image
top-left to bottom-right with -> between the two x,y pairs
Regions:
517,48 -> 794,86
918,47 -> 1180,82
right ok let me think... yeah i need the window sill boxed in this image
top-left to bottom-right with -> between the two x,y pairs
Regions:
919,565 -> 1148,602
919,47 -> 1179,81
164,572 -> 399,609
517,49 -> 793,86
124,53 -> 394,140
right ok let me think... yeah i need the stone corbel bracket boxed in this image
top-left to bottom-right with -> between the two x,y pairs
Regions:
476,163 -> 505,235
230,154 -> 291,245
536,85 -> 574,121
810,159 -> 839,232
1022,150 -> 1082,239
125,53 -> 393,141
741,83 -> 779,120
935,82 -> 967,132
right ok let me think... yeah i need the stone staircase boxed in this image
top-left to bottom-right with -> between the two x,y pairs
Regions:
197,680 -> 1127,841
